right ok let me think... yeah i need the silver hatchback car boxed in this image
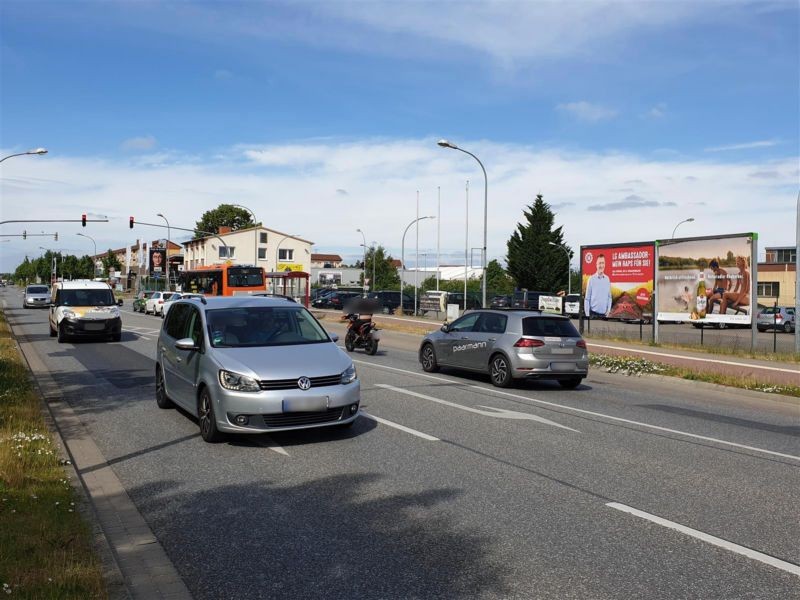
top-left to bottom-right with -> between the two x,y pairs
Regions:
156,296 -> 360,442
419,309 -> 589,389
24,284 -> 51,308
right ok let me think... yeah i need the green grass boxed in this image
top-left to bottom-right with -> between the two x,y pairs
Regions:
0,311 -> 106,599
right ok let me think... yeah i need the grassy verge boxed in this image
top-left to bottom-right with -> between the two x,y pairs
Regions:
590,353 -> 800,398
0,311 -> 106,599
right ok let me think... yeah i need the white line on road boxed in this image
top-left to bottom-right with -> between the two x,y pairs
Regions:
589,343 -> 799,374
255,438 -> 290,456
354,360 -> 800,462
375,383 -> 579,432
606,502 -> 800,577
359,410 -> 439,441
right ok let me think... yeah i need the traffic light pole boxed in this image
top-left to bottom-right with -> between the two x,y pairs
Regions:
0,219 -> 108,226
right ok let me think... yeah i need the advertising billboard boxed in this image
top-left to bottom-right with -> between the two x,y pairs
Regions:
149,247 -> 167,278
657,233 -> 754,325
581,243 -> 655,321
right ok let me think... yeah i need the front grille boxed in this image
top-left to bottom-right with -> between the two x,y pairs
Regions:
258,374 -> 341,391
262,407 -> 345,428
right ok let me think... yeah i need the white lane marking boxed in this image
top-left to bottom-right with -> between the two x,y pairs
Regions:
255,438 -> 290,456
590,343 -> 799,375
606,502 -> 800,577
376,383 -> 579,433
359,410 -> 439,441
354,360 -> 800,462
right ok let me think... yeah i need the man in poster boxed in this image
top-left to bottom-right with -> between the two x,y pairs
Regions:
149,248 -> 166,278
584,253 -> 612,318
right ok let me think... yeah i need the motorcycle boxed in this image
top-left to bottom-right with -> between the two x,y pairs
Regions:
342,312 -> 380,355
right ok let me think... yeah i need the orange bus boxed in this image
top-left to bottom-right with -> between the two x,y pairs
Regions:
179,264 -> 266,296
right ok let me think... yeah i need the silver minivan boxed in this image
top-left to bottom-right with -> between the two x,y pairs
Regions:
156,296 -> 360,442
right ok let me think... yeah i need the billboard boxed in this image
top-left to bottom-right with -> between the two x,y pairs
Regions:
149,247 -> 167,278
581,243 -> 655,321
657,233 -> 754,325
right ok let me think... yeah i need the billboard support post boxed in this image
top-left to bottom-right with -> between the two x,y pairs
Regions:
653,241 -> 659,345
751,233 -> 758,352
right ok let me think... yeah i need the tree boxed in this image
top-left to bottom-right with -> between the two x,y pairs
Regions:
506,194 -> 572,292
101,250 -> 122,278
359,245 -> 400,291
194,204 -> 255,236
485,259 -> 515,295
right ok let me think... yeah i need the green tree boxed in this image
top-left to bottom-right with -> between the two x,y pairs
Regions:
194,204 -> 255,236
506,194 -> 572,292
485,259 -> 515,295
100,250 -> 122,277
360,245 -> 400,291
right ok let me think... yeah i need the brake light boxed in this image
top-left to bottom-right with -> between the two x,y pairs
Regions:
158,300 -> 163,304
577,340 -> 587,349
514,338 -> 544,348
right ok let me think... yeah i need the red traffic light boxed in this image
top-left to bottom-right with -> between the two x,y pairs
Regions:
129,216 -> 135,229
81,214 -> 87,227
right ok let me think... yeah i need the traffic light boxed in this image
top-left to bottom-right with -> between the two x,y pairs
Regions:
81,214 -> 87,227
54,232 -> 58,241
22,230 -> 27,240
129,216 -> 134,229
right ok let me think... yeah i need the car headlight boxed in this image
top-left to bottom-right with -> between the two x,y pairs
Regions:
109,307 -> 120,317
218,370 -> 261,392
62,310 -> 77,320
340,364 -> 357,385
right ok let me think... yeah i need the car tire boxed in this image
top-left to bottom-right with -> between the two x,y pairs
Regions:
785,322 -> 794,334
489,354 -> 513,388
420,343 -> 439,372
57,322 -> 67,343
198,387 -> 224,443
365,337 -> 378,355
345,331 -> 356,352
757,327 -> 766,333
382,306 -> 391,315
155,366 -> 174,409
559,377 -> 583,390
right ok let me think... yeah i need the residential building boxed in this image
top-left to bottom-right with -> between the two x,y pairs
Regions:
757,245 -> 797,307
311,253 -> 343,268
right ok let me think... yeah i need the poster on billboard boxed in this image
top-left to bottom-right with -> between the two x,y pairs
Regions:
657,233 -> 754,325
149,247 -> 167,278
581,243 -> 655,321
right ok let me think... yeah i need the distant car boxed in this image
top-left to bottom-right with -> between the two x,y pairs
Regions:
23,285 -> 50,308
367,290 -> 415,314
133,291 -> 155,313
145,291 -> 176,316
757,307 -> 796,333
489,295 -> 512,308
312,291 -> 361,310
446,292 -> 483,310
512,290 -> 551,310
419,309 -> 588,388
564,294 -> 580,318
156,295 -> 360,442
161,293 -> 204,318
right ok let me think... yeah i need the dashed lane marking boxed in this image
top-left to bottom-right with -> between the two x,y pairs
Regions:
359,411 -> 439,441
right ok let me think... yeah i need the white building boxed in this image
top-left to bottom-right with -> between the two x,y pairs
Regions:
182,226 -> 313,273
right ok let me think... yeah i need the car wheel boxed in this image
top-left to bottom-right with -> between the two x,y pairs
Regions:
421,344 -> 439,372
345,331 -> 356,352
382,306 -> 391,315
198,387 -> 224,443
155,366 -> 173,409
57,322 -> 67,343
785,322 -> 794,334
489,354 -> 513,388
365,337 -> 378,355
757,327 -> 766,333
559,377 -> 582,390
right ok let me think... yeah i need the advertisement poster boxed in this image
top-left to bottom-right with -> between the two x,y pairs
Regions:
537,295 -> 563,315
149,247 -> 167,277
581,243 -> 655,321
657,234 -> 754,325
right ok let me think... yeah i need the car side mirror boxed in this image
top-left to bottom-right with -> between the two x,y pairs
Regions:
440,323 -> 450,333
175,338 -> 199,352
330,333 -> 339,343
117,298 -> 123,306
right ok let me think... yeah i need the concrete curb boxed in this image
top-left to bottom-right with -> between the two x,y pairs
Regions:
8,317 -> 193,600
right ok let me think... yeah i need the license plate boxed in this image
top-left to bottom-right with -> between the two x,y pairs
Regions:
84,322 -> 105,331
283,396 -> 328,412
550,362 -> 576,371
551,348 -> 573,354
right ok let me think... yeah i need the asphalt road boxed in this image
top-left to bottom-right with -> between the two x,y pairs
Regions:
4,289 -> 800,599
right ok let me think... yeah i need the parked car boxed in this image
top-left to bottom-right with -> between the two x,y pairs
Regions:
512,290 -> 551,311
367,290 -> 415,314
757,306 -> 796,333
446,292 -> 483,310
23,285 -> 50,308
144,291 -> 176,316
418,309 -> 588,388
564,294 -> 581,318
133,291 -> 155,313
311,291 -> 361,310
489,295 -> 512,308
156,295 -> 360,442
161,293 -> 204,318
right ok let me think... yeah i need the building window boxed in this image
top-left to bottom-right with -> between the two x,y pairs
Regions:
278,249 -> 294,261
757,282 -> 780,297
257,248 -> 267,260
259,232 -> 268,244
777,249 -> 796,263
219,246 -> 236,259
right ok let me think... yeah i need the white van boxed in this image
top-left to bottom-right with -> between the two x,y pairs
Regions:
49,280 -> 122,343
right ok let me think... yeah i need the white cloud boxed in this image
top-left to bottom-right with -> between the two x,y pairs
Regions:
1,138 -> 796,271
121,135 -> 158,151
557,101 -> 618,122
646,103 -> 667,119
704,140 -> 779,152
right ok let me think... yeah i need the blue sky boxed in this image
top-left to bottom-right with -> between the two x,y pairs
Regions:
1,1 -> 798,270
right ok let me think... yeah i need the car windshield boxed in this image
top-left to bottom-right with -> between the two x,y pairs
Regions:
59,289 -> 115,307
27,286 -> 49,294
522,317 -> 580,337
206,306 -> 329,347
761,307 -> 781,314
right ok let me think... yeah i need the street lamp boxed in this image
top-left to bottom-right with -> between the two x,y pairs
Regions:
549,242 -> 572,296
671,217 -> 695,239
0,148 -> 48,163
156,213 -> 171,290
438,139 -> 488,308
401,216 -> 435,314
356,228 -> 367,295
230,204 -> 258,268
76,232 -> 98,276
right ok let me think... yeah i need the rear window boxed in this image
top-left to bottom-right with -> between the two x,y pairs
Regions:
27,286 -> 49,294
565,295 -> 580,302
761,307 -> 779,314
522,317 -> 580,337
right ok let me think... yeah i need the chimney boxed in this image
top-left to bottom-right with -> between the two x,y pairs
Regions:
219,226 -> 231,235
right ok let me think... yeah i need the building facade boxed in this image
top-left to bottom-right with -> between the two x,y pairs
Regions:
311,253 -> 343,269
757,246 -> 797,307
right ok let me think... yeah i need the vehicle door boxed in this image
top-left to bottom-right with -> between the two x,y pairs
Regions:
436,312 -> 482,366
463,313 -> 508,370
160,303 -> 193,408
173,305 -> 204,410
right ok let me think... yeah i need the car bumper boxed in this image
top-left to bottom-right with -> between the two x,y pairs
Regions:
213,379 -> 362,433
61,317 -> 121,337
510,354 -> 589,380
24,299 -> 50,307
